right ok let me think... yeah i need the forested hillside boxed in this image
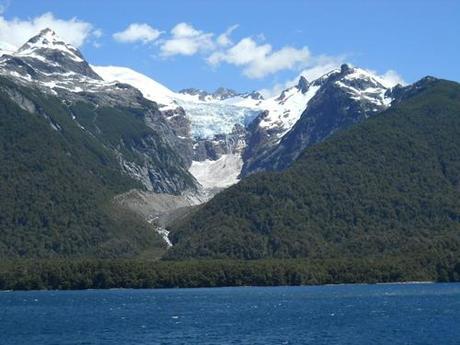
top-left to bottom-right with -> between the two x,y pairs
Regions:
0,78 -> 167,258
167,78 -> 460,261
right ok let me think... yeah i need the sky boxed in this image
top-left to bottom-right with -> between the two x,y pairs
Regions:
0,0 -> 458,95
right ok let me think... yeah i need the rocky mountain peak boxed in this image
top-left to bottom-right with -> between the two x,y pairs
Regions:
7,28 -> 102,81
340,63 -> 353,74
179,87 -> 240,101
213,87 -> 239,100
17,28 -> 84,61
242,90 -> 264,100
297,76 -> 310,93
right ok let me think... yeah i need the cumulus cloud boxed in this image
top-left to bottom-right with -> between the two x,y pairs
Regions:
113,23 -> 161,44
0,12 -> 95,50
160,22 -> 214,56
208,37 -> 310,79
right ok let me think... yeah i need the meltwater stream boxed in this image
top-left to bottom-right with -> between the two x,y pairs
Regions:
0,283 -> 459,345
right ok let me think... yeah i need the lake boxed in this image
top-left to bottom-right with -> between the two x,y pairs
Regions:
0,283 -> 459,344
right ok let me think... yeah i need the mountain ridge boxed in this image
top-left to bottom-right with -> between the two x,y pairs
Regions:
167,77 -> 460,261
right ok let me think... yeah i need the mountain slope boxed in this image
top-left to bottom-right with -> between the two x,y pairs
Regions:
167,78 -> 460,260
0,29 -> 205,257
242,65 -> 394,175
93,63 -> 396,192
0,77 -> 167,258
92,65 -> 177,108
0,28 -> 197,195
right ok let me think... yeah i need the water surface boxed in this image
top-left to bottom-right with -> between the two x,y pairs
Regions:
1,283 -> 459,344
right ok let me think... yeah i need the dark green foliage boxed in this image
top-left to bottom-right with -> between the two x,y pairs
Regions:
0,78 -> 165,258
0,254 -> 458,290
168,79 -> 460,260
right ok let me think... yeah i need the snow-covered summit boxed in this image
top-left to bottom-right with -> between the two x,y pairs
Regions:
0,27 -> 103,91
0,29 -> 401,196
17,28 -> 85,63
93,65 -> 177,107
93,63 -> 394,143
333,64 -> 393,107
93,65 -> 260,139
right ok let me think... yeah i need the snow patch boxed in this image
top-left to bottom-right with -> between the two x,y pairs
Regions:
92,65 -> 177,107
189,154 -> 243,190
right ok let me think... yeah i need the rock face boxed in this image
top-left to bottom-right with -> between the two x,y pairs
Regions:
179,87 -> 240,101
94,61 -> 399,190
0,28 -> 197,195
192,124 -> 246,161
241,64 -> 394,175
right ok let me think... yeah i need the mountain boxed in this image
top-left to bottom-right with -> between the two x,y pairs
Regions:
0,28 -> 429,259
0,29 -> 202,257
166,77 -> 460,260
241,64 -> 395,176
0,75 -> 169,258
0,29 -> 196,194
94,62 -> 399,193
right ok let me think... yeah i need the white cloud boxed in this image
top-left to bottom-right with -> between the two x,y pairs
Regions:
113,23 -> 161,44
378,69 -> 406,87
160,22 -> 214,56
208,37 -> 310,79
0,12 -> 95,50
217,24 -> 238,47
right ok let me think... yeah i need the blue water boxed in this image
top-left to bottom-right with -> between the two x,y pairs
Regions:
0,283 -> 459,345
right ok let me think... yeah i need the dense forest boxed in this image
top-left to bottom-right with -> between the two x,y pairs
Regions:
167,78 -> 460,261
1,254 -> 459,290
0,78 -> 167,258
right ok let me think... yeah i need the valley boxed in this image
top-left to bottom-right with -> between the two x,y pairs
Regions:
0,28 -> 458,288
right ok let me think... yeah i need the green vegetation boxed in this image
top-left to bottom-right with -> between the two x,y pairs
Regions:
167,79 -> 460,261
0,254 -> 458,290
0,78 -> 166,258
1,76 -> 460,290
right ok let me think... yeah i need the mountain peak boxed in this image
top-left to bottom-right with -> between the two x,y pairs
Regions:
17,28 -> 84,63
213,87 -> 239,99
297,76 -> 310,93
340,63 -> 353,74
3,28 -> 103,82
38,27 -> 58,38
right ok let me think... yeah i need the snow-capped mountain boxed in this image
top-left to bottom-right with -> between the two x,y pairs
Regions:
91,60 -> 399,191
92,66 -> 260,139
0,28 -> 197,196
0,28 -> 104,91
0,28 -> 399,196
93,65 -> 177,107
241,64 -> 396,176
0,28 -> 410,250
90,64 -> 326,191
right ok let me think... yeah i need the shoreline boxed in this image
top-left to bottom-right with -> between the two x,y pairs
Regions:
0,280 -> 448,293
1,257 -> 457,292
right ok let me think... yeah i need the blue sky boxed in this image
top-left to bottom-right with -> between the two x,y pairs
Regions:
0,0 -> 458,93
